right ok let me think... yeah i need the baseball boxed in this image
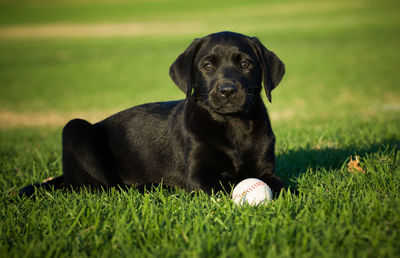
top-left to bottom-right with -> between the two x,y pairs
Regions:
232,178 -> 273,206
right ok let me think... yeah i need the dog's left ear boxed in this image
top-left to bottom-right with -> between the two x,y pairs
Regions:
250,37 -> 285,102
169,38 -> 202,98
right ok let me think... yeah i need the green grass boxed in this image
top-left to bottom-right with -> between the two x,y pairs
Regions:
1,122 -> 399,257
1,0 -> 400,257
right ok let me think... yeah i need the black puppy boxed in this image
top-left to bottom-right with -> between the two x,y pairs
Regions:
20,31 -> 286,197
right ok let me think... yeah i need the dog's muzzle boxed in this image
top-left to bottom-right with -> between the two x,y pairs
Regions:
208,83 -> 246,114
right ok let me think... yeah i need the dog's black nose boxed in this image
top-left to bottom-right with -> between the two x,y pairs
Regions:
219,84 -> 238,98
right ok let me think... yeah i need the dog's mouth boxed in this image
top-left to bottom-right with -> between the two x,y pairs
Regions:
211,102 -> 244,114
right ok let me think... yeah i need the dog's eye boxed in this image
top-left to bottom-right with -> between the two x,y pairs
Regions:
240,61 -> 250,69
203,62 -> 213,71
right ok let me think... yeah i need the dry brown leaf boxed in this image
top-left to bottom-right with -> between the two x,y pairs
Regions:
41,177 -> 54,183
347,156 -> 365,174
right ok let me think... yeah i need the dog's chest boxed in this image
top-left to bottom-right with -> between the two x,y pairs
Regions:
217,119 -> 263,174
226,118 -> 256,150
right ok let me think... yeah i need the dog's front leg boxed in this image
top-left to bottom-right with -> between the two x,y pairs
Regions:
260,173 -> 287,196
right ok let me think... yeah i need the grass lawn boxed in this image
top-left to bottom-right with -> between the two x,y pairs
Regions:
1,0 -> 400,257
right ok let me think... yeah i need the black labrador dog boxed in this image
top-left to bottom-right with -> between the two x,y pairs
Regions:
20,31 -> 286,197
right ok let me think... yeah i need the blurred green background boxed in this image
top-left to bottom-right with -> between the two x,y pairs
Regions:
0,0 -> 399,128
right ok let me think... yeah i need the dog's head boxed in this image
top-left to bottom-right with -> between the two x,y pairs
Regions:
170,31 -> 285,115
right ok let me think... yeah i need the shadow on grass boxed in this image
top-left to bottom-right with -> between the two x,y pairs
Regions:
276,138 -> 400,185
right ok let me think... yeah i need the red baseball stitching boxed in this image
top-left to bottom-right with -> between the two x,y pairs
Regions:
232,180 -> 267,199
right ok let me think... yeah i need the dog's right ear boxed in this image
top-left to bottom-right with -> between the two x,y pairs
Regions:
169,38 -> 201,98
